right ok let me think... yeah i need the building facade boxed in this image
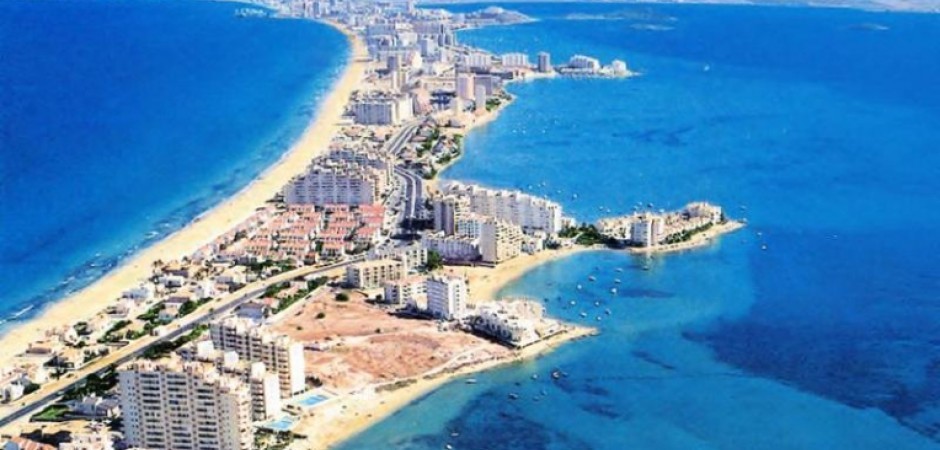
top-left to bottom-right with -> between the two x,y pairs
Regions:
118,359 -> 253,450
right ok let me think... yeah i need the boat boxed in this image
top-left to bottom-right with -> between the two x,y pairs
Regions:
531,374 -> 539,380
551,370 -> 562,380
610,288 -> 617,294
446,445 -> 454,450
569,300 -> 576,306
596,316 -> 602,321
577,284 -> 583,290
614,278 -> 621,284
615,267 -> 623,273
588,276 -> 596,282
594,301 -> 600,306
605,309 -> 612,315
579,312 -> 587,318
465,378 -> 477,384
761,244 -> 768,251
508,393 -> 520,400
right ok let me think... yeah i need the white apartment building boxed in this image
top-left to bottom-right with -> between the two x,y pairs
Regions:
500,52 -> 529,68
473,299 -> 555,348
368,242 -> 428,271
455,73 -> 475,100
426,274 -> 469,320
630,214 -> 665,247
352,93 -> 414,125
209,318 -> 306,398
568,54 -> 601,71
345,259 -> 405,289
422,232 -> 481,261
282,160 -> 386,206
462,52 -> 492,70
181,340 -> 282,422
432,194 -> 470,235
383,275 -> 427,306
118,359 -> 253,450
444,182 -> 565,235
457,214 -> 524,263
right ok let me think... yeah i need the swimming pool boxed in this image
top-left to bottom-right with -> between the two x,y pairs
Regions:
293,392 -> 329,409
262,415 -> 297,432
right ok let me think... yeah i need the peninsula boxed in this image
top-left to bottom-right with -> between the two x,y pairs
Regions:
0,1 -> 739,449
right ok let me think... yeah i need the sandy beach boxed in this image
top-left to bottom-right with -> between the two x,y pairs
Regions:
0,23 -> 368,360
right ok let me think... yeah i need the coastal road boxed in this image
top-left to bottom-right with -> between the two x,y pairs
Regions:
0,256 -> 365,430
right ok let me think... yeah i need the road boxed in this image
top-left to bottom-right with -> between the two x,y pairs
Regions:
0,256 -> 365,430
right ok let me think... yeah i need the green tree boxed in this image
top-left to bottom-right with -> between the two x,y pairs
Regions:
425,250 -> 444,271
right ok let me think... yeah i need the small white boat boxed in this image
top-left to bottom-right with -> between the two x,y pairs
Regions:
577,284 -> 583,290
588,276 -> 596,282
594,301 -> 600,306
569,300 -> 576,306
580,312 -> 587,318
465,379 -> 477,384
615,268 -> 623,273
605,309 -> 612,315
614,278 -> 621,284
610,288 -> 617,294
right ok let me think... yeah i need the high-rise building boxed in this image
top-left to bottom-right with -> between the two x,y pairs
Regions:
282,160 -> 387,207
500,52 -> 529,68
443,182 -> 565,235
537,52 -> 552,73
118,359 -> 253,450
426,274 -> 469,320
432,194 -> 470,235
474,85 -> 487,112
455,73 -> 475,100
209,318 -> 306,398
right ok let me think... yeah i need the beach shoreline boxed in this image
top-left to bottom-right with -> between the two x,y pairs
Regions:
0,21 -> 367,360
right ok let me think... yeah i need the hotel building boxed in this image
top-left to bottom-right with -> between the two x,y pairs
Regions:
118,359 -> 253,450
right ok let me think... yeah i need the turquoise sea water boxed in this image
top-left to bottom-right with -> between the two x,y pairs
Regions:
339,3 -> 940,449
0,0 -> 346,329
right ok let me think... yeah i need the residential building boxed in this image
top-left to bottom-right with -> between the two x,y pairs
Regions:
345,259 -> 405,289
118,359 -> 252,450
383,275 -> 427,306
500,52 -> 529,68
422,232 -> 481,262
431,194 -> 470,235
351,92 -> 414,125
282,160 -> 387,206
209,318 -> 306,398
443,182 -> 565,235
426,274 -> 469,320
472,298 -> 558,347
537,52 -> 552,73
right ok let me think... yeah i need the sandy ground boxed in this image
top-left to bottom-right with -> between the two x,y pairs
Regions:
291,326 -> 596,450
273,291 -> 511,391
0,24 -> 368,360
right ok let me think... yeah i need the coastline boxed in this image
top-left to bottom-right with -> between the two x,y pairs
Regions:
296,324 -> 597,450
0,21 -> 367,360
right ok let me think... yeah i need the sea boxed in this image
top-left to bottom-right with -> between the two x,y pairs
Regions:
337,3 -> 940,449
0,0 -> 347,330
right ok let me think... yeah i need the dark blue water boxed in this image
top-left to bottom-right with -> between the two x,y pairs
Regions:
0,0 -> 346,327
338,3 -> 940,449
